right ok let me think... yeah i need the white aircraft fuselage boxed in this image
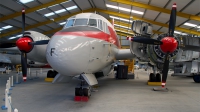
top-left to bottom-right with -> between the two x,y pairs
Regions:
46,13 -> 121,76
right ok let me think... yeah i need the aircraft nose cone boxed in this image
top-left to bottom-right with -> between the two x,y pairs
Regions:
16,37 -> 33,53
160,37 -> 178,53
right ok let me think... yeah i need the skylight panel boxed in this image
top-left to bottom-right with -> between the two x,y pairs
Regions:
2,25 -> 13,29
19,0 -> 34,4
110,16 -> 132,22
184,22 -> 200,28
106,4 -> 144,15
44,12 -> 55,17
59,22 -> 66,25
55,9 -> 66,14
66,5 -> 77,10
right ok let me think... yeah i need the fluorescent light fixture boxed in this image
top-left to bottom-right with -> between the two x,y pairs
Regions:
184,22 -> 200,28
110,15 -> 132,22
0,28 -> 3,31
174,31 -> 187,35
116,29 -> 133,35
61,0 -> 71,4
19,0 -> 34,4
2,25 -> 13,29
48,4 -> 59,8
9,36 -> 18,40
16,34 -> 23,37
55,9 -> 66,14
114,24 -> 131,29
59,22 -> 66,25
106,4 -> 144,15
44,12 -> 55,17
66,5 -> 77,10
37,8 -> 46,11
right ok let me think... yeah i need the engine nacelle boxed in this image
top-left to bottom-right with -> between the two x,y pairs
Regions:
23,31 -> 50,63
147,33 -> 180,68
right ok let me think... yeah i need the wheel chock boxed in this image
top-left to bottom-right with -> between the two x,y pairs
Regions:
45,78 -> 54,82
74,96 -> 89,102
147,80 -> 162,86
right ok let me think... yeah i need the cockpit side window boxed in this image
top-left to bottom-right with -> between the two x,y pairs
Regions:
74,19 -> 88,26
88,19 -> 97,27
98,20 -> 103,30
65,19 -> 75,28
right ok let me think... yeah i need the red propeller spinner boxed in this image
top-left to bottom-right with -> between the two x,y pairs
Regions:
16,37 -> 33,53
160,37 -> 178,53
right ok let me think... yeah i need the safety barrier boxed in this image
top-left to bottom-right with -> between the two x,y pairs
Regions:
1,76 -> 19,112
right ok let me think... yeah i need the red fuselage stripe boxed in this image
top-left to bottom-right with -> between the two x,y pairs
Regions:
55,28 -> 121,48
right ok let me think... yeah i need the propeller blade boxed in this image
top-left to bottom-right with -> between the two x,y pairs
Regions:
0,43 -> 16,48
168,3 -> 177,37
161,53 -> 170,88
22,8 -> 25,34
29,40 -> 49,45
21,52 -> 27,81
180,45 -> 200,52
127,36 -> 163,45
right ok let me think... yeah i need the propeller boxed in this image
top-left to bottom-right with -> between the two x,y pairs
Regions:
127,3 -> 178,89
19,9 -> 28,81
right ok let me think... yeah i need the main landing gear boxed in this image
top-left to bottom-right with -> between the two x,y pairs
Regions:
193,74 -> 200,83
149,73 -> 161,82
75,75 -> 91,97
47,70 -> 57,78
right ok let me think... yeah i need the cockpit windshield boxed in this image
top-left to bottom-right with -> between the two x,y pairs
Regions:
88,19 -> 97,27
65,19 -> 75,28
63,18 -> 110,34
74,19 -> 88,26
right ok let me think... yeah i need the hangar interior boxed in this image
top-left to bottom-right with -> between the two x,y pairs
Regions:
0,0 -> 200,112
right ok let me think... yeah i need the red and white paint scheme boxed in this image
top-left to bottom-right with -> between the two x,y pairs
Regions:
46,13 -> 133,77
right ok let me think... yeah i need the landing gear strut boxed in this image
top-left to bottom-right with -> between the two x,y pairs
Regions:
75,75 -> 91,97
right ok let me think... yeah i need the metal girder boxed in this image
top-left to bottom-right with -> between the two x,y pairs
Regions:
112,20 -> 163,34
0,0 -> 68,22
109,0 -> 200,21
96,9 -> 200,35
0,8 -> 95,38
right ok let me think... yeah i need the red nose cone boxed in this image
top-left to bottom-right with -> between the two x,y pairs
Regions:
160,37 -> 178,53
16,37 -> 33,53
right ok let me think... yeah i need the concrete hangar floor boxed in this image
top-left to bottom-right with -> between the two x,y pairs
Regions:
0,69 -> 200,112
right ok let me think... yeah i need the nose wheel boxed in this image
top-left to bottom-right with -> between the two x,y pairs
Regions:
75,75 -> 92,97
75,86 -> 91,97
193,74 -> 200,83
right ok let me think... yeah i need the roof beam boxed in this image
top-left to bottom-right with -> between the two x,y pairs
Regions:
0,0 -> 68,22
109,0 -> 200,21
0,8 -> 95,38
96,9 -> 200,35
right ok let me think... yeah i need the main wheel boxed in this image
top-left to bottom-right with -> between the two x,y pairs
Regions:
47,70 -> 53,78
156,73 -> 161,82
149,73 -> 156,82
193,75 -> 200,83
75,87 -> 83,96
83,88 -> 91,97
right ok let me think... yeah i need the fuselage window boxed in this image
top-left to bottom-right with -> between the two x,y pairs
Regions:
88,19 -> 97,27
74,19 -> 88,26
98,20 -> 103,30
65,19 -> 75,28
